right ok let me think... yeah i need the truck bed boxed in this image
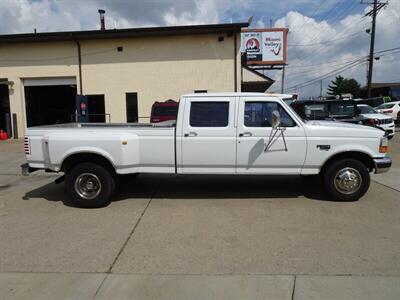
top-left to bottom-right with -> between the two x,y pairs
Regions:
27,120 -> 177,130
25,121 -> 177,175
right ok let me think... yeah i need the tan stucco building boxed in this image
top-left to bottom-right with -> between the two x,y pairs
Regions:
0,22 -> 273,137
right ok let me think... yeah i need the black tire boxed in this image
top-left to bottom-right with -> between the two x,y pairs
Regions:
65,162 -> 115,208
323,159 -> 370,201
388,135 -> 394,140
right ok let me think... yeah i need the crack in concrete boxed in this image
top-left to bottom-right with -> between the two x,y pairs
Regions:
291,275 -> 297,300
372,179 -> 400,193
90,273 -> 109,300
106,180 -> 160,274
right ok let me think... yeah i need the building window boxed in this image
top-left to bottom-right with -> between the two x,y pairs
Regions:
190,102 -> 229,127
194,90 -> 207,93
126,93 -> 138,122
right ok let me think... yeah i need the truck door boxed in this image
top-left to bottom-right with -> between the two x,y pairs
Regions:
180,96 -> 236,174
236,97 -> 307,174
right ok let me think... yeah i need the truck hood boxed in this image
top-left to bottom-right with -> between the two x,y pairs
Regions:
304,120 -> 384,138
361,113 -> 392,120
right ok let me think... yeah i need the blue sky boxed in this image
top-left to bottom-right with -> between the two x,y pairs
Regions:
1,0 -> 399,97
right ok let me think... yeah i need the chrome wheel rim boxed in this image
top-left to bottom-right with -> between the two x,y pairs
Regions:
334,167 -> 362,195
74,173 -> 102,200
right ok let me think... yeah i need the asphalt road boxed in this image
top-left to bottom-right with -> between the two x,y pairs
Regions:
0,132 -> 399,299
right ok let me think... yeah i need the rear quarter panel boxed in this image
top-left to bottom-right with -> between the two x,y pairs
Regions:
26,127 -> 175,174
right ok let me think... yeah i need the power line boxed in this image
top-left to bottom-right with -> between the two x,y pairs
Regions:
288,31 -> 362,47
286,54 -> 367,68
284,57 -> 366,77
285,58 -> 366,91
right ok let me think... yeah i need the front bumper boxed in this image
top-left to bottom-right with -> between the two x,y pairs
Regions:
373,157 -> 392,174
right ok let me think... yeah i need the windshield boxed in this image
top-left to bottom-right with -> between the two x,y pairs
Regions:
377,103 -> 395,109
358,105 -> 377,114
282,97 -> 294,105
285,102 -> 305,122
329,103 -> 355,116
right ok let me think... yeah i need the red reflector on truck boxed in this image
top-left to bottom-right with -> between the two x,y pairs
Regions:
24,137 -> 30,155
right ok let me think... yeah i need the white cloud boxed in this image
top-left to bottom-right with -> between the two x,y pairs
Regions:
163,0 -> 218,26
271,1 -> 400,97
0,0 -> 398,97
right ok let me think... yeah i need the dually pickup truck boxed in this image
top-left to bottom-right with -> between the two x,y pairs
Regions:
22,93 -> 392,208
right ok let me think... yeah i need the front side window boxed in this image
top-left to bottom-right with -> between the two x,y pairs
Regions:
244,102 -> 296,127
190,102 -> 229,127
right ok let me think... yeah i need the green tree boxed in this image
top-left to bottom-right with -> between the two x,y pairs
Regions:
327,76 -> 361,98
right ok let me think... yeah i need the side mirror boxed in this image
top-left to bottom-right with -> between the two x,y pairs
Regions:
271,110 -> 281,129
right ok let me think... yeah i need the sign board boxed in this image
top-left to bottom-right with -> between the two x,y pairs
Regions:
241,28 -> 288,65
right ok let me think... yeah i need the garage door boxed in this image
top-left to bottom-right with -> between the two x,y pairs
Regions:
24,77 -> 77,127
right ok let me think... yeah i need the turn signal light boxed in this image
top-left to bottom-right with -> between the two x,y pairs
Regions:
379,137 -> 388,153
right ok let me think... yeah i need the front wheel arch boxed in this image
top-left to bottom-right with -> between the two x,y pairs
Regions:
320,151 -> 375,175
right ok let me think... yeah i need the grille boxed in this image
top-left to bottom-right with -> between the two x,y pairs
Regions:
380,118 -> 393,125
24,137 -> 30,155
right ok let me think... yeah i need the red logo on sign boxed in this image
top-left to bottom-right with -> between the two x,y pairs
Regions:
246,38 -> 260,50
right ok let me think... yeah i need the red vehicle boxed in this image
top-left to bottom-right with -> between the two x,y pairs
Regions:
150,99 -> 179,123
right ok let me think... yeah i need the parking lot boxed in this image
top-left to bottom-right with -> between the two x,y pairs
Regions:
0,132 -> 399,299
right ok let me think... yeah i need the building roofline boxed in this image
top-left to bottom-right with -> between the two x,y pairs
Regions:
361,82 -> 400,89
0,22 -> 249,44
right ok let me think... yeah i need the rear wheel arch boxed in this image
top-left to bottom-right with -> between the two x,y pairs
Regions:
61,152 -> 116,174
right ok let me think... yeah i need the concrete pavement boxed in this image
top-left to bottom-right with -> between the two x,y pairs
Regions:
1,273 -> 400,299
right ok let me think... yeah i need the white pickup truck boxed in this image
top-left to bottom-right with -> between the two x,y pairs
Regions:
22,93 -> 392,208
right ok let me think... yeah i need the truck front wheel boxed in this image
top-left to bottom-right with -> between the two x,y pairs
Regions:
323,159 -> 370,201
65,162 -> 115,208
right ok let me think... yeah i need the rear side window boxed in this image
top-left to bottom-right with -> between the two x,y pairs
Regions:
244,102 -> 296,127
190,102 -> 229,127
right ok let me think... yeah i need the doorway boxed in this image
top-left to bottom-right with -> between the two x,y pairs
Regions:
0,83 -> 11,135
126,92 -> 138,122
86,95 -> 106,122
24,85 -> 77,127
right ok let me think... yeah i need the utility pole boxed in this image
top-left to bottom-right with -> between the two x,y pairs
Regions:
320,80 -> 323,100
363,0 -> 388,97
281,66 -> 285,94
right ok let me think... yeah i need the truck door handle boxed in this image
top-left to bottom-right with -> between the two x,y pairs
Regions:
239,132 -> 253,137
184,132 -> 198,137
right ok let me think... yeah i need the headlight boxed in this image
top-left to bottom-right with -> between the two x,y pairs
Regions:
379,136 -> 388,153
369,118 -> 379,125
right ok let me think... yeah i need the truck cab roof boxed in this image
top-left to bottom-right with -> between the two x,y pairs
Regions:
182,92 -> 281,98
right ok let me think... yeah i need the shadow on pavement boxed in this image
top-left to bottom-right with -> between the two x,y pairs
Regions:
22,174 -> 335,206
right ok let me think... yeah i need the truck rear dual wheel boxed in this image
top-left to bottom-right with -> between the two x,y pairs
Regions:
65,162 -> 115,208
323,159 -> 370,201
